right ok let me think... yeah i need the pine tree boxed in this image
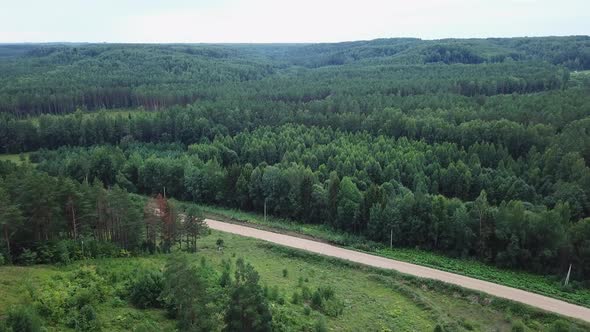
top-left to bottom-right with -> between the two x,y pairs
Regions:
224,258 -> 272,332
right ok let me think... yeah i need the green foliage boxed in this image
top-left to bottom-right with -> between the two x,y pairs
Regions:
3,231 -> 589,331
161,254 -> 222,331
216,238 -> 225,249
128,270 -> 164,309
1,39 -> 590,329
196,204 -> 590,307
5,306 -> 42,332
310,286 -> 344,317
313,317 -> 328,332
18,249 -> 37,266
74,304 -> 99,331
511,321 -> 526,332
224,258 -> 272,332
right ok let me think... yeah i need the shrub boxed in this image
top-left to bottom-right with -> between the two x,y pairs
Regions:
318,286 -> 334,300
268,286 -> 280,301
303,305 -> 311,316
69,266 -> 109,305
5,306 -> 42,332
549,320 -> 572,332
36,244 -> 55,264
84,239 -> 119,259
310,286 -> 343,317
511,321 -> 525,332
128,270 -> 164,308
0,253 -> 5,265
314,317 -> 328,332
54,240 -> 72,264
75,304 -> 99,331
311,290 -> 323,309
297,276 -> 304,287
322,298 -> 344,317
18,249 -> 37,265
301,286 -> 311,301
220,268 -> 231,288
291,291 -> 301,304
282,268 -> 288,278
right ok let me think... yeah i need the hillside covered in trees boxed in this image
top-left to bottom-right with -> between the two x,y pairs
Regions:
1,36 -> 590,287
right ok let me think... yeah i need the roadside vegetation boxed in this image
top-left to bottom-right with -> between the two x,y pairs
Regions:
187,202 -> 590,308
1,231 -> 589,331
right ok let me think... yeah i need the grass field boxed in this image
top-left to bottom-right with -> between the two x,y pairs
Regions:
1,231 -> 588,331
187,203 -> 590,308
0,153 -> 29,164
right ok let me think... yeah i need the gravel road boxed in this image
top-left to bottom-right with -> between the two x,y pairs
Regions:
205,218 -> 590,323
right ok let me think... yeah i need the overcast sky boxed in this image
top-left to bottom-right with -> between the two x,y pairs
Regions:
0,0 -> 588,43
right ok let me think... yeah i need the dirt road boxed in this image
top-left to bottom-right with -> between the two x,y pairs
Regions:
205,218 -> 590,323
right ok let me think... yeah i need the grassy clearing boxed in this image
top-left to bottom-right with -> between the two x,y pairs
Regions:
2,231 -> 588,331
187,202 -> 590,308
0,153 -> 29,164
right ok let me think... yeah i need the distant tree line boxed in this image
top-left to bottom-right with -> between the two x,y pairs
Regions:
0,39 -> 583,116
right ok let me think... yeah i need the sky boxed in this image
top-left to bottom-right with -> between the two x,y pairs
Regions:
0,0 -> 588,43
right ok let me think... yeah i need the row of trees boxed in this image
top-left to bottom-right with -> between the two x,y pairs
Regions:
27,132 -> 590,280
0,161 -> 206,263
34,123 -> 590,219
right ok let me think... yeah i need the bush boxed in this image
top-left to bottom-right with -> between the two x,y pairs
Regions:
322,298 -> 344,317
314,317 -> 328,332
268,285 -> 280,301
318,286 -> 334,300
549,320 -> 572,332
311,290 -> 323,309
54,240 -> 72,264
282,268 -> 288,278
310,286 -> 343,317
0,253 -> 5,265
216,238 -> 224,250
511,321 -> 525,332
5,306 -> 42,332
84,239 -> 120,259
303,305 -> 311,316
18,249 -> 37,265
36,244 -> 55,264
128,270 -> 164,308
75,304 -> 99,331
297,276 -> 304,287
291,291 -> 301,304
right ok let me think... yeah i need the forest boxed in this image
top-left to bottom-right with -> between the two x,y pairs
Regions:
1,36 -> 590,291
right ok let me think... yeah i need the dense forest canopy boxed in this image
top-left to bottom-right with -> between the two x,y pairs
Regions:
1,36 -> 590,283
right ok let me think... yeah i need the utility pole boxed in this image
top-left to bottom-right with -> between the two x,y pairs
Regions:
565,263 -> 572,286
390,228 -> 393,249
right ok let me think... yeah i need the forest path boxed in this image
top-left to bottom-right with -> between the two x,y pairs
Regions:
205,218 -> 590,323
